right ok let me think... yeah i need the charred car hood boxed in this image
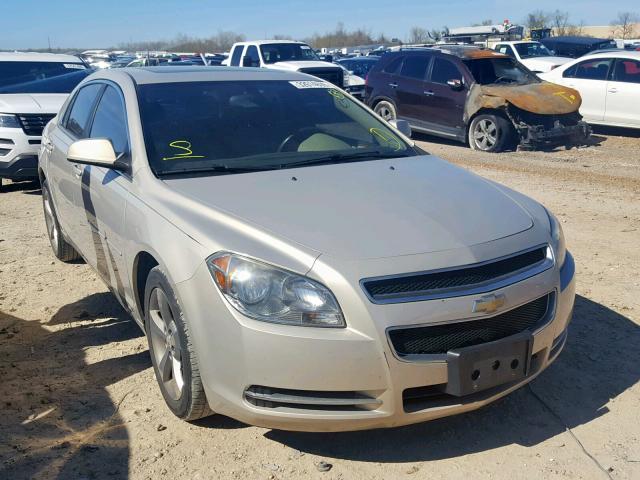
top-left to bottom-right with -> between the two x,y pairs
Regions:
475,82 -> 581,115
163,156 -> 534,260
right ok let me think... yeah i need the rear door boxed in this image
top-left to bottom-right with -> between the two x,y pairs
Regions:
394,54 -> 431,122
47,82 -> 103,242
75,83 -> 132,303
424,56 -> 466,136
604,58 -> 640,127
560,57 -> 612,122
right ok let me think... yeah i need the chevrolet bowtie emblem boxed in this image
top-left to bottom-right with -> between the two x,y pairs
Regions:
472,294 -> 506,314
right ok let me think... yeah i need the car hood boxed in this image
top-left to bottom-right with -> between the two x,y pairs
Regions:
163,156 -> 535,260
473,82 -> 582,115
521,57 -> 572,72
269,61 -> 341,71
0,94 -> 67,114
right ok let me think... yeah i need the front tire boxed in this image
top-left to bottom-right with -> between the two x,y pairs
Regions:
41,180 -> 82,262
374,100 -> 397,122
144,267 -> 212,421
468,114 -> 515,152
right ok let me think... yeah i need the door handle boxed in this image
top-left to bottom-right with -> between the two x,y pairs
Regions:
423,90 -> 435,96
388,82 -> 398,88
608,88 -> 618,93
72,163 -> 83,178
42,138 -> 54,152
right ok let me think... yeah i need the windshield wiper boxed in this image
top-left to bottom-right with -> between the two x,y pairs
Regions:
156,164 -> 273,177
278,150 -> 407,169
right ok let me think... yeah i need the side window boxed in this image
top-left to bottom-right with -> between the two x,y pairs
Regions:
230,46 -> 243,67
383,56 -> 404,74
399,56 -> 430,80
431,58 -> 463,84
244,45 -> 260,67
564,58 -> 612,80
65,83 -> 103,138
496,45 -> 512,56
612,59 -> 640,84
89,85 -> 129,157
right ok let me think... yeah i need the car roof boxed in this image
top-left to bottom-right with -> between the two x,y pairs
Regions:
90,66 -> 315,85
0,52 -> 84,63
337,57 -> 378,62
496,41 -> 542,45
542,36 -> 613,46
234,40 -> 306,46
386,45 -> 508,60
580,50 -> 640,60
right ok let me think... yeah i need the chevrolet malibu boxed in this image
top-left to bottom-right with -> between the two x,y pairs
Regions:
38,67 -> 575,431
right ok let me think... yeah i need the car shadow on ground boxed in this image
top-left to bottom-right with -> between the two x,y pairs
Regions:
266,295 -> 640,462
0,292 -> 148,479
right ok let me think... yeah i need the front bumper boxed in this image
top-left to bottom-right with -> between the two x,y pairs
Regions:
176,251 -> 575,432
0,126 -> 42,180
517,121 -> 591,149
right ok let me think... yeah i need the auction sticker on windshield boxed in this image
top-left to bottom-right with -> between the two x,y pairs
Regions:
289,80 -> 332,89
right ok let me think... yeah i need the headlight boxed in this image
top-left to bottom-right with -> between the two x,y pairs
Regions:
546,209 -> 566,267
207,252 -> 345,328
0,113 -> 21,128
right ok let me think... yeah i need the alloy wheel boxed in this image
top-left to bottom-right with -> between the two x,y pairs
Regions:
376,104 -> 394,121
473,119 -> 498,150
148,287 -> 184,401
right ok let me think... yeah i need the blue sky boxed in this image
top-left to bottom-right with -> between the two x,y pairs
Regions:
6,0 -> 639,49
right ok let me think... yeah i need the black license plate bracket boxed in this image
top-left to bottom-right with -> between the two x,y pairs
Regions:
445,332 -> 533,397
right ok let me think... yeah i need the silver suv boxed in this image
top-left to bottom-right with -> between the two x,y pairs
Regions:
39,67 -> 575,431
0,52 -> 89,190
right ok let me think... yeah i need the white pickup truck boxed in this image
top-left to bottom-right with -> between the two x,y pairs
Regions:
494,41 -> 572,73
223,40 -> 355,94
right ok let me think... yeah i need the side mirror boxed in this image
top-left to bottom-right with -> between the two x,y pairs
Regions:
389,119 -> 412,138
446,79 -> 464,91
67,138 -> 125,170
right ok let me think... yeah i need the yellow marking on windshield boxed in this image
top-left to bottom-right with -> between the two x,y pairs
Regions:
327,88 -> 350,108
162,140 -> 205,161
369,128 -> 402,151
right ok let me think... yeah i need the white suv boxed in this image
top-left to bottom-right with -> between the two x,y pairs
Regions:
494,41 -> 571,73
0,52 -> 89,190
223,40 -> 350,90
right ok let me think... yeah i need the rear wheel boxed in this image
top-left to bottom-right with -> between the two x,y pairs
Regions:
468,114 -> 514,152
41,180 -> 82,262
144,267 -> 212,421
374,100 -> 397,122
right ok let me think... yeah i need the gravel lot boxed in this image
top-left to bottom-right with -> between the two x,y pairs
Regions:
1,127 -> 639,480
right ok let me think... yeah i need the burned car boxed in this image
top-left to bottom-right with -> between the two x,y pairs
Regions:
365,46 -> 590,152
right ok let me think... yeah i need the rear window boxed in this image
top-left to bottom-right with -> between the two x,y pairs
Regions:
0,61 -> 87,92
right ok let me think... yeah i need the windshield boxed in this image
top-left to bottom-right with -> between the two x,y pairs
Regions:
464,58 -> 539,85
0,67 -> 92,94
260,43 -> 320,64
138,80 -> 415,176
514,42 -> 553,58
0,61 -> 88,92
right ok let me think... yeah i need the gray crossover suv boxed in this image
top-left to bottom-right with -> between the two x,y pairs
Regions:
38,67 -> 575,431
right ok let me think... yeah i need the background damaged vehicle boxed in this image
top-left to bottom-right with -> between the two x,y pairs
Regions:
38,67 -> 575,431
365,46 -> 591,152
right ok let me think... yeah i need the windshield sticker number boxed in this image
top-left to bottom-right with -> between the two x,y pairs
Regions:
289,80 -> 332,89
63,63 -> 86,69
162,140 -> 205,161
370,128 -> 402,151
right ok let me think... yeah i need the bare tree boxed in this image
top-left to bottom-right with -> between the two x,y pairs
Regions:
611,11 -> 639,39
567,21 -> 587,37
525,10 -> 550,30
552,10 -> 570,36
408,27 -> 430,44
471,19 -> 493,27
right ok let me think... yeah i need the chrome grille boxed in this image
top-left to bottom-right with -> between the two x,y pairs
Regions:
361,246 -> 551,304
17,113 -> 56,136
388,293 -> 554,357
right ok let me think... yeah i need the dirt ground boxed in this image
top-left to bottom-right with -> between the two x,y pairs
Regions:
1,127 -> 639,480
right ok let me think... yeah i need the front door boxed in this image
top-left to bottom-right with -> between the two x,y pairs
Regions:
604,58 -> 640,127
424,56 -> 466,137
561,58 -> 612,122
